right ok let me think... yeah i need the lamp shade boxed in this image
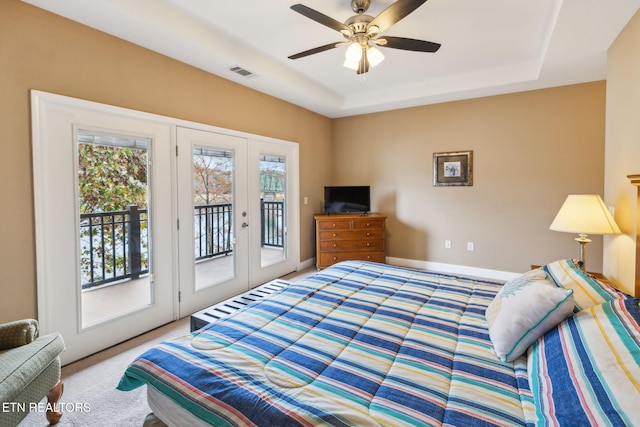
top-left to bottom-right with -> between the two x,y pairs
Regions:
367,46 -> 384,67
345,42 -> 362,62
549,194 -> 621,235
343,58 -> 360,71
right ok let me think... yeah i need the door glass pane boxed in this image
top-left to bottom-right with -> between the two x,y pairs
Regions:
260,154 -> 286,267
193,147 -> 235,289
77,131 -> 152,327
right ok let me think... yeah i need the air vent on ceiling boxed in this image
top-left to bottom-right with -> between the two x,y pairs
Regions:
228,66 -> 255,78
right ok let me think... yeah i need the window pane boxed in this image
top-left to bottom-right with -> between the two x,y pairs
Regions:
260,154 -> 286,267
77,131 -> 153,327
193,146 -> 235,289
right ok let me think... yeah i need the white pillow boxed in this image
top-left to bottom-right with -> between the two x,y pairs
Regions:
485,269 -> 574,362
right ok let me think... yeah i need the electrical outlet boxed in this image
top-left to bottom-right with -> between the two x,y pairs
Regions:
467,242 -> 474,251
445,240 -> 452,249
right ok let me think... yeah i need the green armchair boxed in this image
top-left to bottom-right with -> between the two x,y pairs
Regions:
0,319 -> 65,426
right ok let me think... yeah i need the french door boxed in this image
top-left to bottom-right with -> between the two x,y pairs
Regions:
176,127 -> 298,315
176,127 -> 249,314
32,92 -> 176,365
32,92 -> 299,364
247,137 -> 299,287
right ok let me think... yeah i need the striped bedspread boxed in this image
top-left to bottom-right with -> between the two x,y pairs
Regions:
529,297 -> 640,426
118,261 -> 534,426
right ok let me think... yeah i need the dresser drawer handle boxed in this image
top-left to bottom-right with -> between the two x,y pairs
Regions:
333,243 -> 337,248
333,233 -> 337,237
366,242 -> 370,247
366,232 -> 371,236
333,256 -> 338,261
332,223 -> 337,227
366,255 -> 371,259
366,223 -> 370,226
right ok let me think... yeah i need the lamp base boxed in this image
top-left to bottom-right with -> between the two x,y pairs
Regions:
575,234 -> 591,271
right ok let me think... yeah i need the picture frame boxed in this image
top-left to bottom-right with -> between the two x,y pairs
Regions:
433,151 -> 473,187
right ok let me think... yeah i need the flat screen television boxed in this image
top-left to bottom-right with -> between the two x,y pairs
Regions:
324,186 -> 370,213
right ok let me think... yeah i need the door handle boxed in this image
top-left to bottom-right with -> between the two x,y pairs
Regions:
242,222 -> 249,228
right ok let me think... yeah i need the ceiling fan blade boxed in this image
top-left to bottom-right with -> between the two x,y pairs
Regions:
378,36 -> 441,52
369,0 -> 429,33
290,4 -> 351,34
288,42 -> 341,60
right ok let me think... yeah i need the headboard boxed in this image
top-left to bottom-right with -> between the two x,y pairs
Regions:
627,174 -> 640,296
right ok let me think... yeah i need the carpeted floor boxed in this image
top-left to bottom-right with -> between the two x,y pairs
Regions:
19,268 -> 315,427
19,317 -> 191,427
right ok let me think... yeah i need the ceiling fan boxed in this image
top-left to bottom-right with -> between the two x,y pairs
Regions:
288,0 -> 441,75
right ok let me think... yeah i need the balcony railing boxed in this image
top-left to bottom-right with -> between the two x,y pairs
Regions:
261,200 -> 284,248
80,205 -> 149,290
80,201 -> 285,290
194,203 -> 233,261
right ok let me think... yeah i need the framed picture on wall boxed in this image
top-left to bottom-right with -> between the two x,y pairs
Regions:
433,151 -> 473,186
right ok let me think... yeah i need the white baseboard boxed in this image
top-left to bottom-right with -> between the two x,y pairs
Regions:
298,257 -> 316,271
386,257 -> 521,282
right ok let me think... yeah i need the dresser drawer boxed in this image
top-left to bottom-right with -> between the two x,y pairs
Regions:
318,229 -> 384,241
352,218 -> 384,230
317,220 -> 351,230
319,239 -> 385,252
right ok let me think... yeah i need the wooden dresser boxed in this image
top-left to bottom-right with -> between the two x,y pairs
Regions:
314,213 -> 386,269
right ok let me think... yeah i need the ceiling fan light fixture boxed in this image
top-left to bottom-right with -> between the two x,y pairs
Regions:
367,46 -> 384,67
289,0 -> 440,75
343,58 -> 360,71
345,42 -> 363,62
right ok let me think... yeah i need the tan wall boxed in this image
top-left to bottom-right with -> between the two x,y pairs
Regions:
0,0 -> 614,323
604,8 -> 640,296
0,1 -> 332,322
333,82 -> 607,274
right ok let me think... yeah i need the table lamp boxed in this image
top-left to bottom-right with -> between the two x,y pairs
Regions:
549,194 -> 621,271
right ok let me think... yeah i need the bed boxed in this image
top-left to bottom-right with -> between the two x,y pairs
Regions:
117,260 -> 640,426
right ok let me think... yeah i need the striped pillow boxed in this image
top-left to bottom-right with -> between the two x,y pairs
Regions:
541,259 -> 625,311
528,298 -> 640,426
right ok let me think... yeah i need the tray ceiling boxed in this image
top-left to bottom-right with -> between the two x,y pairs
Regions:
23,0 -> 640,118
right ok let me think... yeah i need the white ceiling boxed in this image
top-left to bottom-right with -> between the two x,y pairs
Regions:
23,0 -> 640,118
